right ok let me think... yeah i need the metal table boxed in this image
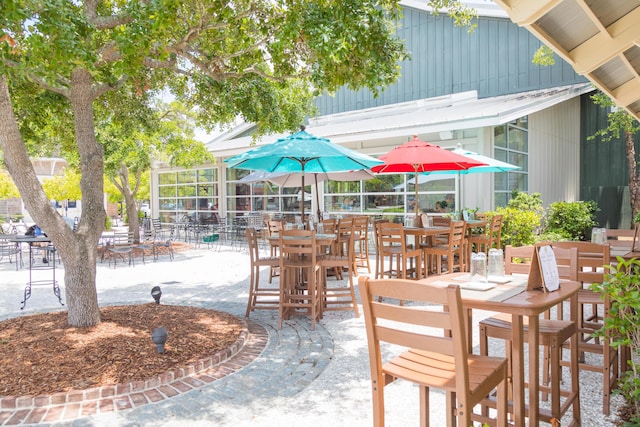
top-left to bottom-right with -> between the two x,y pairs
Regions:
11,235 -> 64,309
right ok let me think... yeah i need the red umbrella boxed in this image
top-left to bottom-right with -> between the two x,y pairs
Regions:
371,135 -> 487,215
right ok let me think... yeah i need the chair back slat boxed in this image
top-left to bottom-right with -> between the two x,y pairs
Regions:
552,241 -> 610,285
504,245 -> 535,275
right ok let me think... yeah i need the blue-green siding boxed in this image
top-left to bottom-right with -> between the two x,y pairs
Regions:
316,7 -> 587,115
580,94 -> 640,229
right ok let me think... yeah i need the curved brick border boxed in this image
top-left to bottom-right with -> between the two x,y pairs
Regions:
0,319 -> 268,426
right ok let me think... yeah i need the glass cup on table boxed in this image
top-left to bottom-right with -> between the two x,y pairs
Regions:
488,248 -> 505,278
470,252 -> 488,282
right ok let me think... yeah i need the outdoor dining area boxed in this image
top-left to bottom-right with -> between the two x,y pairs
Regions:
220,128 -> 637,426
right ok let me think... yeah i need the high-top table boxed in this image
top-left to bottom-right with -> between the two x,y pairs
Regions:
11,235 -> 64,309
418,272 -> 581,426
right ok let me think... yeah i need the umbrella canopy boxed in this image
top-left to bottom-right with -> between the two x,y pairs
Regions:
429,145 -> 520,175
427,145 -> 520,208
371,136 -> 486,215
225,127 -> 382,218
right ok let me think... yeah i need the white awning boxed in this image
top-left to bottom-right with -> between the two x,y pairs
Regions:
208,83 -> 593,157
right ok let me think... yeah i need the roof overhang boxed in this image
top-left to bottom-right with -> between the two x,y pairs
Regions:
206,83 -> 593,157
493,0 -> 640,122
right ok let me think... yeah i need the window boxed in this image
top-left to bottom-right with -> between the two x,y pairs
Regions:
158,168 -> 218,223
494,117 -> 528,207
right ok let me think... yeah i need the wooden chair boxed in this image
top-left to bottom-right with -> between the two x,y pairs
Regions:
376,222 -> 422,280
352,215 -> 371,274
359,276 -> 508,427
552,241 -> 618,415
245,227 -> 281,317
318,222 -> 359,317
423,220 -> 466,275
478,244 -> 581,424
278,229 -> 322,330
372,219 -> 391,279
467,214 -> 503,267
266,220 -> 283,282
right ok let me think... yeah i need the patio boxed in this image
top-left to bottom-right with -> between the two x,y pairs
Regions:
0,242 -> 624,426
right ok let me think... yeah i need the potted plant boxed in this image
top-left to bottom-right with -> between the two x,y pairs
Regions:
463,207 -> 479,221
591,258 -> 640,424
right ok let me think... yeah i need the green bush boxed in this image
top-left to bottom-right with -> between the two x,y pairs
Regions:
591,258 -> 640,424
545,200 -> 597,241
105,215 -> 112,231
495,207 -> 541,247
508,190 -> 545,219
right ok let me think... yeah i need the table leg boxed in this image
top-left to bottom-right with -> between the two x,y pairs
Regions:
528,314 -> 540,426
510,315 -> 525,426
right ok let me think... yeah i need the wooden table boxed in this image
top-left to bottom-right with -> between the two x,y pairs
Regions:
418,272 -> 580,426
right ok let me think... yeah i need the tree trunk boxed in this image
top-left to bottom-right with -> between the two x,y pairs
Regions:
118,165 -> 141,243
0,72 -> 105,327
626,130 -> 640,228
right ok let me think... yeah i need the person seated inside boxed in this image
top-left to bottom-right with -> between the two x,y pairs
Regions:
434,201 -> 446,213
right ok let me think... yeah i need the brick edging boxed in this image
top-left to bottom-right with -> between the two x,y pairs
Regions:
0,319 -> 268,425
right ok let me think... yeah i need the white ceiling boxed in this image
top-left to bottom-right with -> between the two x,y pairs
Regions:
494,0 -> 640,122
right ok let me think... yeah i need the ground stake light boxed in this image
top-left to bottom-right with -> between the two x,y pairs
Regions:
151,286 -> 162,304
152,327 -> 168,353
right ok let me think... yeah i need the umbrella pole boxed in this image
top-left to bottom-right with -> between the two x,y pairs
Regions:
301,167 -> 306,222
414,169 -> 420,216
315,174 -> 321,221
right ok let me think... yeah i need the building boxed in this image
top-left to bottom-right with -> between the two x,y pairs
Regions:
151,2 -> 632,228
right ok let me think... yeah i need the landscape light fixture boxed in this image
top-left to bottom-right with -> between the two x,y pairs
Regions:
151,327 -> 168,353
151,286 -> 162,304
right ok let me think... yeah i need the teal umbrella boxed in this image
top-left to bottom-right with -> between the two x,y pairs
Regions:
225,127 -> 382,219
428,145 -> 520,208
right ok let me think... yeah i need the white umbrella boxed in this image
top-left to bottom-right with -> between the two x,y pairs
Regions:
428,144 -> 520,209
238,169 -> 375,218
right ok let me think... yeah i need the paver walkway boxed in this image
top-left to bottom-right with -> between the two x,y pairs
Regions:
0,243 -> 623,426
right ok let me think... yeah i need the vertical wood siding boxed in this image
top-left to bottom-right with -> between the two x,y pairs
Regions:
315,7 -> 586,116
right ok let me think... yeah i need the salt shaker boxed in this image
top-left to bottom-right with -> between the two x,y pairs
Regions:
488,248 -> 505,277
470,252 -> 488,282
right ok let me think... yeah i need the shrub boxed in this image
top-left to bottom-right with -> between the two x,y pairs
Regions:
495,207 -> 541,247
545,200 -> 598,241
105,215 -> 112,231
591,258 -> 640,424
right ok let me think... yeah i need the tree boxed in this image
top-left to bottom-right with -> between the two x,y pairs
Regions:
0,0 -> 409,327
42,167 -> 82,205
589,92 -> 640,226
99,95 -> 214,242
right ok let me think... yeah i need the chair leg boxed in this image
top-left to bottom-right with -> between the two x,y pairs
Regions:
419,385 -> 430,427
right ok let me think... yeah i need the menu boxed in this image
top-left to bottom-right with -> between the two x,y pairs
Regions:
527,243 -> 560,292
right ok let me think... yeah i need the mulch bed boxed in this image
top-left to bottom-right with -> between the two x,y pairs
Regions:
0,304 -> 244,396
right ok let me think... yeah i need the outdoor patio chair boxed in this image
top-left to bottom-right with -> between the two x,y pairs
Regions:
352,215 -> 371,274
422,220 -> 465,275
318,219 -> 359,317
278,229 -> 322,330
359,276 -> 508,427
377,221 -> 422,281
553,240 -> 618,415
106,232 -> 134,268
478,244 -> 581,423
245,227 -> 280,317
0,238 -> 22,270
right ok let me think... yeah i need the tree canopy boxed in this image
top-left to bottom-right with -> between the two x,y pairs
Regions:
0,0 -> 412,327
